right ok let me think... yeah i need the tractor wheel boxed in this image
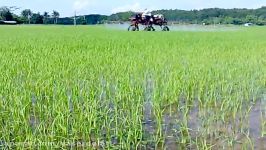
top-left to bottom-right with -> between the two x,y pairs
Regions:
144,26 -> 155,31
128,25 -> 139,31
144,26 -> 149,31
162,26 -> 170,31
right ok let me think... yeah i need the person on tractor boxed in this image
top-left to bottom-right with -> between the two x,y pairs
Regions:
141,9 -> 153,25
135,13 -> 142,22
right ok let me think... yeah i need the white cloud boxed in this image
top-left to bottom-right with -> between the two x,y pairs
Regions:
73,0 -> 93,11
111,2 -> 143,13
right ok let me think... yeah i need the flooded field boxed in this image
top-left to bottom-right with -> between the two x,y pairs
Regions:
0,25 -> 265,149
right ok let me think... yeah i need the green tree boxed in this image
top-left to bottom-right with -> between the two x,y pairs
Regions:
21,9 -> 33,24
0,6 -> 14,21
213,17 -> 222,24
43,12 -> 49,24
245,15 -> 258,23
81,16 -> 86,25
232,18 -> 244,25
4,11 -> 13,21
257,15 -> 266,25
223,16 -> 234,24
31,13 -> 44,24
52,10 -> 60,24
12,14 -> 23,24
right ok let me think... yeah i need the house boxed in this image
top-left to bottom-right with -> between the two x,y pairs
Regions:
4,21 -> 17,24
244,23 -> 253,27
0,21 -> 17,25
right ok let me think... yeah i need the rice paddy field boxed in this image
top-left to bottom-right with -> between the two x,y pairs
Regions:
0,25 -> 266,149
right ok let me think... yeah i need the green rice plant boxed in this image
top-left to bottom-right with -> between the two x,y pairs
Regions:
0,25 -> 265,149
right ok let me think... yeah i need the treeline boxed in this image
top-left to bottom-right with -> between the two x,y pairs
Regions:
0,6 -> 61,24
153,7 -> 266,25
111,7 -> 266,25
1,6 -> 266,25
55,15 -> 107,25
0,6 -> 108,25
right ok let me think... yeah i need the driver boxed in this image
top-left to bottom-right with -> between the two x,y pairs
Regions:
142,9 -> 153,24
135,13 -> 142,21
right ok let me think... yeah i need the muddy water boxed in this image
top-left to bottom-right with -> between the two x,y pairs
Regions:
249,100 -> 262,139
141,93 -> 266,149
251,95 -> 266,149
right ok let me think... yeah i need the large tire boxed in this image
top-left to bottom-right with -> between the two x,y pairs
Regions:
144,26 -> 149,31
144,26 -> 155,31
162,26 -> 170,31
128,25 -> 139,31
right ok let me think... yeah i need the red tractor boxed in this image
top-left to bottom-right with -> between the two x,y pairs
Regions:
128,13 -> 170,31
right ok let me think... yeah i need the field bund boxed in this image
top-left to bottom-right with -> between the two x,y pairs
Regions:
0,25 -> 265,149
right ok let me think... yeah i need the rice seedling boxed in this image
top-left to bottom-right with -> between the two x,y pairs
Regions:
0,25 -> 265,149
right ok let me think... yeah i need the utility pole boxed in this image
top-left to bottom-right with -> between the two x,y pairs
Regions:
74,11 -> 76,26
28,14 -> 31,24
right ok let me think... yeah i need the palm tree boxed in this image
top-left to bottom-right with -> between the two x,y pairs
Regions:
52,10 -> 60,24
43,11 -> 49,24
21,9 -> 32,24
0,6 -> 15,21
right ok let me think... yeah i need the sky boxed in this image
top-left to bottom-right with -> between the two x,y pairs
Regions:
1,0 -> 265,17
